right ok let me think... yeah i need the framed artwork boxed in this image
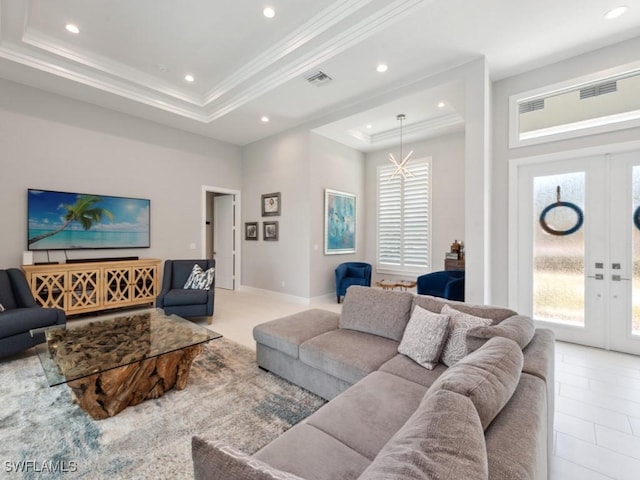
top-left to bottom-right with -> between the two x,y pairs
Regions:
263,221 -> 279,241
245,222 -> 258,240
261,192 -> 281,217
324,189 -> 356,255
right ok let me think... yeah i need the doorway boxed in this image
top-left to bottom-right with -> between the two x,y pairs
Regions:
202,186 -> 241,291
511,150 -> 640,355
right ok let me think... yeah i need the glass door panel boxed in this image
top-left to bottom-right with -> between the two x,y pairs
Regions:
533,172 -> 585,325
633,165 -> 640,336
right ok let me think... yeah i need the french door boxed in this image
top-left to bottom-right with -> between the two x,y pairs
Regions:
513,150 -> 640,355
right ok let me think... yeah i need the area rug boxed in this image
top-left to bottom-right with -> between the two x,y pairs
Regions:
0,338 -> 326,479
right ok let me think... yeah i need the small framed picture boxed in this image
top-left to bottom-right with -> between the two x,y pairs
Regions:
263,221 -> 279,241
261,192 -> 281,217
245,222 -> 258,241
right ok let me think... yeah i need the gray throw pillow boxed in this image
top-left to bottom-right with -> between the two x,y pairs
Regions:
440,304 -> 492,367
192,437 -> 304,480
466,315 -> 535,352
359,389 -> 488,480
398,305 -> 450,370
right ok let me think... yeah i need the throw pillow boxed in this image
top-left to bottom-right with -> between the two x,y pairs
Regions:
192,437 -> 304,480
466,315 -> 535,353
0,303 -> 5,313
440,304 -> 492,367
398,305 -> 450,370
183,264 -> 215,290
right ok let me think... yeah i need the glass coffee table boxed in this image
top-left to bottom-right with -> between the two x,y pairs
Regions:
31,309 -> 222,419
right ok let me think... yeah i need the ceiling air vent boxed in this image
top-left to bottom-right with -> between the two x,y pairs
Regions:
305,71 -> 333,87
519,98 -> 545,114
580,81 -> 617,99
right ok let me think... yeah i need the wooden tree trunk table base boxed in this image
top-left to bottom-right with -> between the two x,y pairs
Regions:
66,344 -> 203,420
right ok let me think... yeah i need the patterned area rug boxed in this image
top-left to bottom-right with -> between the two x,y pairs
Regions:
0,338 -> 325,479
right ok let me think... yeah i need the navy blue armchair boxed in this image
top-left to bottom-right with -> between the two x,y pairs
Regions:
416,270 -> 465,302
335,262 -> 372,303
156,259 -> 215,322
0,268 -> 66,358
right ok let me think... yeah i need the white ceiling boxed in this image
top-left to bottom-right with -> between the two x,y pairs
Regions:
1,0 -> 639,151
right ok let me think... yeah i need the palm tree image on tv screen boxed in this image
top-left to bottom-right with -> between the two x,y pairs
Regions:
28,190 -> 150,250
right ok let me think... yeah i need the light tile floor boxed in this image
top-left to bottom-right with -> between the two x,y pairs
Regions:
199,288 -> 640,480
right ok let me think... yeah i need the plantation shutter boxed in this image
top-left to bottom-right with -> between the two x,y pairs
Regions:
377,159 -> 430,273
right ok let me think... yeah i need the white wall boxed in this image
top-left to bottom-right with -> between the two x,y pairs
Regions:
241,128 -> 312,298
0,78 -> 242,269
309,133 -> 365,299
364,131 -> 465,284
491,36 -> 640,307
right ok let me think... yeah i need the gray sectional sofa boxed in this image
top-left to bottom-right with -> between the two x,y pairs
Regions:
192,286 -> 555,480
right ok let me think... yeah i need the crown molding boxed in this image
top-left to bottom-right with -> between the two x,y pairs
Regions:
0,0 -> 431,124
370,113 -> 464,143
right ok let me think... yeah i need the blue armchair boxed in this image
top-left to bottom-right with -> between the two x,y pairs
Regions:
0,268 -> 66,358
335,262 -> 372,303
416,270 -> 465,302
156,259 -> 215,322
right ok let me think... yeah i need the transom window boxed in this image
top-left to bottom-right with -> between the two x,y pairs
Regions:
509,62 -> 640,148
377,158 -> 431,274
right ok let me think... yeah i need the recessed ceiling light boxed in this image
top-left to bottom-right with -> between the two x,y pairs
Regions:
65,24 -> 80,34
438,102 -> 445,108
263,7 -> 276,18
366,124 -> 372,129
261,116 -> 270,123
184,74 -> 195,83
605,5 -> 628,19
376,64 -> 388,73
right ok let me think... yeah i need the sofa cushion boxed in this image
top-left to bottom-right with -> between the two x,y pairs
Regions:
0,271 -> 17,311
398,305 -> 450,370
0,307 -> 61,338
254,424 -> 371,480
346,266 -> 366,278
300,329 -> 399,385
466,314 -> 535,352
162,288 -> 209,307
192,437 -> 304,480
378,354 -> 448,388
429,336 -> 524,430
253,309 -> 340,359
358,389 -> 488,480
306,371 -> 427,461
340,286 -> 413,341
413,295 -> 517,325
440,304 -> 492,367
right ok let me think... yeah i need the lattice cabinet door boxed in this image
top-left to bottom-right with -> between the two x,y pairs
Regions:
29,271 -> 66,310
132,265 -> 157,302
103,267 -> 133,307
67,269 -> 102,313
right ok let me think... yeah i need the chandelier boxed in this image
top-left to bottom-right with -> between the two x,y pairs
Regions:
388,114 -> 414,181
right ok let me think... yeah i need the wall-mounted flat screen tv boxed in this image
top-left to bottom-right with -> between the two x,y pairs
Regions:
28,189 -> 150,251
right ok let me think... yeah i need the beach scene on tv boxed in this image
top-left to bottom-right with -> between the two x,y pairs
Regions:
28,190 -> 150,250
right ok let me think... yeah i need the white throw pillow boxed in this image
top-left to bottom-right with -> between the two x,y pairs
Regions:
398,305 -> 451,370
440,304 -> 492,367
183,264 -> 215,290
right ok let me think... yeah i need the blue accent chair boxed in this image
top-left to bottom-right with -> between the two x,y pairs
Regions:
156,259 -> 215,320
335,262 -> 372,303
416,270 -> 465,302
0,268 -> 66,358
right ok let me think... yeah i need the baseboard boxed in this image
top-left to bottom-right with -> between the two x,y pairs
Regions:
237,285 -> 312,306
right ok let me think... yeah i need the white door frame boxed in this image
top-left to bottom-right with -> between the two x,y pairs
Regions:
201,185 -> 241,290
